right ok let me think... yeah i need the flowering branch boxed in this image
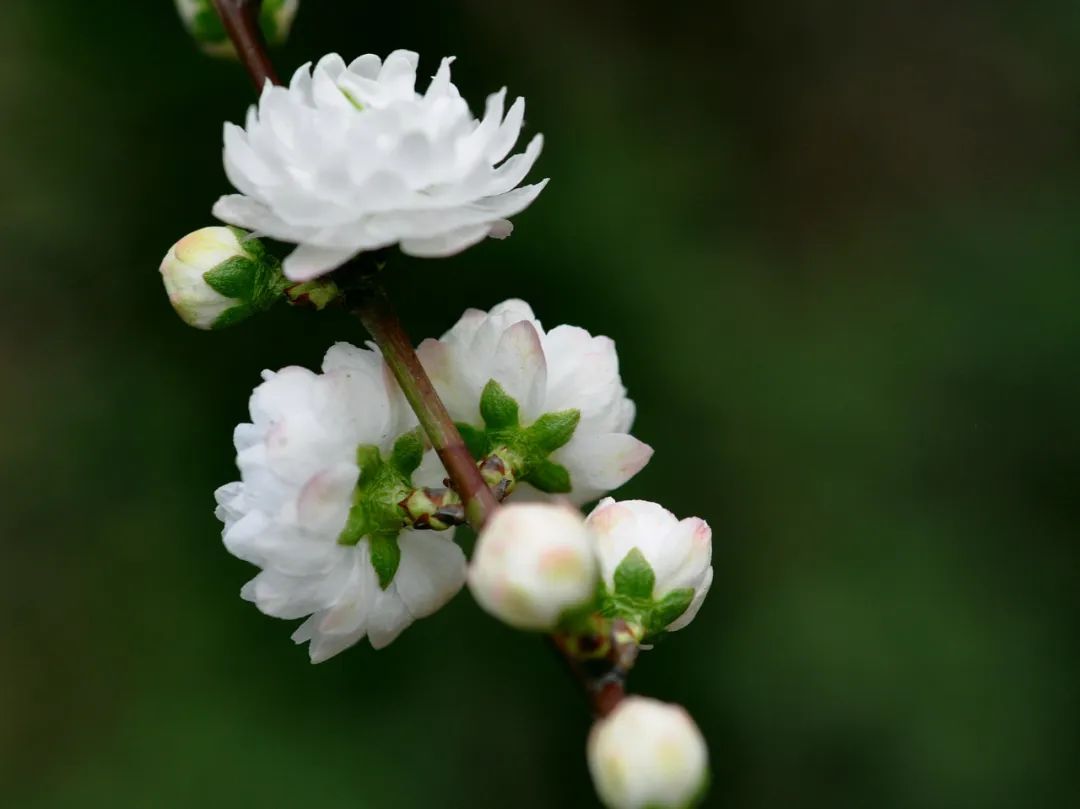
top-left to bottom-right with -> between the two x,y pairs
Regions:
207,2 -> 628,717
193,13 -> 716,806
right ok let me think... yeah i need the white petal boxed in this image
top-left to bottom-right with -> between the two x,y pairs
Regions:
667,566 -> 713,632
367,587 -> 412,649
394,532 -> 467,617
490,320 -> 548,419
487,96 -> 526,164
554,433 -> 654,505
281,243 -> 358,281
399,222 -> 496,258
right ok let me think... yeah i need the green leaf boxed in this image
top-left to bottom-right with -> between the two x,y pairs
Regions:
613,548 -> 656,600
456,422 -> 490,459
203,256 -> 256,299
390,429 -> 424,476
523,459 -> 572,493
527,409 -> 581,453
479,380 -> 520,430
649,587 -> 695,633
368,533 -> 401,589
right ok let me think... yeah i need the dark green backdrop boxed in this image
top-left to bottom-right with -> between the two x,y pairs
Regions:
2,1 -> 1078,807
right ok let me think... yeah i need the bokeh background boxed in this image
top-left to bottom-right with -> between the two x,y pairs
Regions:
2,1 -> 1078,806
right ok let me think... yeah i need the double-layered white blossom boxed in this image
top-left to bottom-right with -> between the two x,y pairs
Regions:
160,226 -> 275,330
468,502 -> 598,631
587,498 -> 713,633
214,51 -> 547,280
420,300 -> 652,505
215,343 -> 465,662
588,697 -> 709,809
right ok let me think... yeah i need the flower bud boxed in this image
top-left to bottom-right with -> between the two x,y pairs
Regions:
587,498 -> 713,636
468,503 -> 598,631
159,226 -> 281,330
174,0 -> 299,58
588,697 -> 709,809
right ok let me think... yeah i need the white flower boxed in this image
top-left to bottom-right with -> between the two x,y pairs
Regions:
160,226 -> 277,330
468,502 -> 598,631
215,342 -> 465,662
213,51 -> 547,281
587,498 -> 712,633
587,697 -> 709,809
419,299 -> 653,505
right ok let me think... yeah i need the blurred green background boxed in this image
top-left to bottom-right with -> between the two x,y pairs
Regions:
2,1 -> 1078,806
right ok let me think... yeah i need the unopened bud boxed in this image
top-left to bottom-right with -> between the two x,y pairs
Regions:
159,226 -> 281,330
588,697 -> 709,809
587,498 -> 713,637
174,0 -> 299,58
468,503 -> 598,631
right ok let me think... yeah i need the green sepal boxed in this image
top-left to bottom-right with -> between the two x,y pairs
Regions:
613,547 -> 656,600
339,444 -> 411,553
457,422 -> 490,459
190,8 -> 228,43
648,588 -> 695,634
479,380 -> 520,430
390,429 -> 424,477
337,497 -> 371,544
368,532 -> 402,590
355,445 -> 384,478
523,459 -> 572,494
203,256 -> 258,299
230,227 -> 267,261
210,303 -> 256,330
526,409 -> 581,454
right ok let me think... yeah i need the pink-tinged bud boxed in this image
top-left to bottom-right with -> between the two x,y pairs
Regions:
468,502 -> 598,631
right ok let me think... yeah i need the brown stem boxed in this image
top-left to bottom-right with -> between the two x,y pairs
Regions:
551,618 -> 639,718
211,0 -> 281,89
353,285 -> 499,529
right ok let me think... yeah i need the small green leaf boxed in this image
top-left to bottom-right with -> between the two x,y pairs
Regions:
479,380 -> 520,430
527,409 -> 581,453
203,256 -> 256,299
368,533 -> 401,589
456,422 -> 490,460
523,459 -> 572,493
613,548 -> 656,600
649,587 -> 695,633
390,429 -> 424,476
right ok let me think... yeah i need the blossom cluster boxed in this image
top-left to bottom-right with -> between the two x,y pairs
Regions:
163,41 -> 713,809
214,300 -> 712,657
